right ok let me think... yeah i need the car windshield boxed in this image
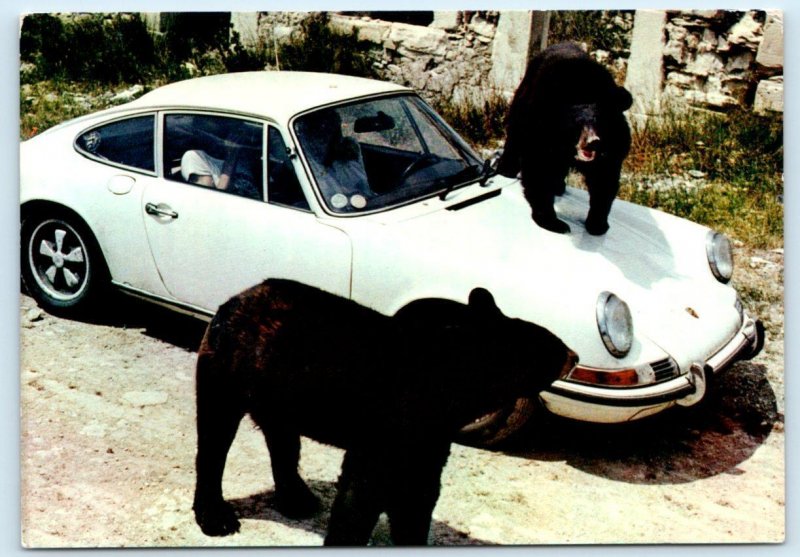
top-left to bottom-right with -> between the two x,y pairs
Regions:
294,94 -> 483,214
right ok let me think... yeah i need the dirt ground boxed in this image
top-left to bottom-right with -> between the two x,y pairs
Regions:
19,247 -> 785,548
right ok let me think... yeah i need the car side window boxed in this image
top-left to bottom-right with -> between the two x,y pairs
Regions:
267,127 -> 309,210
76,115 -> 155,172
163,114 -> 264,201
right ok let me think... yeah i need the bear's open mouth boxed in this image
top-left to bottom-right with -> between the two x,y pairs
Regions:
575,127 -> 600,162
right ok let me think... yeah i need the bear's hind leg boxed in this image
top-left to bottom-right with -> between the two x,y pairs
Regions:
252,410 -> 320,519
385,443 -> 450,545
324,449 -> 384,546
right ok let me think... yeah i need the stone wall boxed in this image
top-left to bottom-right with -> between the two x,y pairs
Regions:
255,11 -> 514,105
661,10 -> 783,113
249,10 -> 783,115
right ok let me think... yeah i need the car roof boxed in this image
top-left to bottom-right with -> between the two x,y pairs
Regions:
125,71 -> 411,123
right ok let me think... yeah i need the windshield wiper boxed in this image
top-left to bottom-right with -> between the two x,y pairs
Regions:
439,156 -> 498,201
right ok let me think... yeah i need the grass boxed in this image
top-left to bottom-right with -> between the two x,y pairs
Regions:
548,10 -> 633,54
620,107 -> 783,249
20,81 -> 116,139
431,90 -> 509,150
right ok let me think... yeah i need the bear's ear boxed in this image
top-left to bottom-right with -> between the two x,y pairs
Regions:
614,86 -> 633,111
468,288 -> 503,320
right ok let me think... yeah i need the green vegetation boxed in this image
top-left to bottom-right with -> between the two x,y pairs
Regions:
548,10 -> 633,53
20,13 -> 159,83
20,12 -> 265,85
263,13 -> 380,78
621,107 -> 783,249
430,91 -> 508,149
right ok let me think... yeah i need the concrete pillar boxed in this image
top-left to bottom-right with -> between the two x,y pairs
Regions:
624,10 -> 668,124
490,11 -> 534,96
231,12 -> 260,47
430,12 -> 459,31
141,13 -> 162,34
528,11 -> 550,58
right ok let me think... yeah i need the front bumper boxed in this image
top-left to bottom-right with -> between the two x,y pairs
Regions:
540,315 -> 765,423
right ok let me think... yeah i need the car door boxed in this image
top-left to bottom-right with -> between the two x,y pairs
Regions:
141,112 -> 352,313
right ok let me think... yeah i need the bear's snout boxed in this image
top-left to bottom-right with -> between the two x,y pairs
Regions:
575,126 -> 601,162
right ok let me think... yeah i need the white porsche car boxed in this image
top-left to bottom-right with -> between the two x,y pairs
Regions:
20,71 -> 764,438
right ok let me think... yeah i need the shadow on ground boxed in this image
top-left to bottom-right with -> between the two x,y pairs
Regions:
84,291 -> 209,352
500,360 -> 782,485
228,480 -> 491,546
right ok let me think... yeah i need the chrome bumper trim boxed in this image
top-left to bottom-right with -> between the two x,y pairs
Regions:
545,315 -> 765,409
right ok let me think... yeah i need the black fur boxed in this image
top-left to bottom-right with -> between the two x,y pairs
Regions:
193,279 -> 575,545
498,42 -> 633,235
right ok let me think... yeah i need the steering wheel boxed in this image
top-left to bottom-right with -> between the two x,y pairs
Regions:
395,153 -> 439,188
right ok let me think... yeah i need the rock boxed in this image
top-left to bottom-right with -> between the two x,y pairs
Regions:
725,51 -> 754,73
26,308 -> 45,323
727,11 -> 762,48
80,423 -> 108,438
468,16 -> 495,39
430,12 -> 460,31
111,84 -> 144,104
388,23 -> 448,56
685,51 -> 723,76
332,18 -> 390,44
756,11 -> 783,70
122,391 -> 169,407
753,77 -> 783,113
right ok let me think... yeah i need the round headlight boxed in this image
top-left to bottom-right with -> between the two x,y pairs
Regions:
706,231 -> 733,283
596,291 -> 633,358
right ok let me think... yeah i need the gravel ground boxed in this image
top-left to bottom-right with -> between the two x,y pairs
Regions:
18,247 -> 785,548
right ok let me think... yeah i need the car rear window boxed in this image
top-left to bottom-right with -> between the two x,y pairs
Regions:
75,115 -> 155,172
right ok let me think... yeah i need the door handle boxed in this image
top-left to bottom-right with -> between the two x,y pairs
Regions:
145,202 -> 179,219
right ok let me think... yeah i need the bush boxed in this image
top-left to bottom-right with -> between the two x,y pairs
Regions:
20,12 -> 267,84
548,10 -> 633,53
21,13 -> 158,83
265,13 -> 379,77
157,13 -> 266,77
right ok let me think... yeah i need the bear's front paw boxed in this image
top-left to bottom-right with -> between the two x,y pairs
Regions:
585,218 -> 609,235
194,499 -> 241,537
533,212 -> 571,234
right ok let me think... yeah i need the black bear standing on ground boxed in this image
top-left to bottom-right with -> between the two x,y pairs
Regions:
497,42 -> 633,235
193,279 -> 575,545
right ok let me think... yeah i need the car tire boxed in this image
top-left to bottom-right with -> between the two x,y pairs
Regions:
21,210 -> 108,316
456,397 -> 538,448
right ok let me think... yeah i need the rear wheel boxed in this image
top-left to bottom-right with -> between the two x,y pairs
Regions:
456,397 -> 538,448
21,211 -> 107,315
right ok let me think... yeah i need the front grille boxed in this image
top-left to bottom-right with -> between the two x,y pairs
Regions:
650,358 -> 679,382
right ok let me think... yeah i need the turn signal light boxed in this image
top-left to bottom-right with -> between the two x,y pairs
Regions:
568,365 -> 640,387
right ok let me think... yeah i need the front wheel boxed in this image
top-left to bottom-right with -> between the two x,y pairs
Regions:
21,213 -> 107,315
456,397 -> 539,448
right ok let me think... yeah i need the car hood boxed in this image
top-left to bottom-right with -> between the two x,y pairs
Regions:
344,178 -> 741,369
